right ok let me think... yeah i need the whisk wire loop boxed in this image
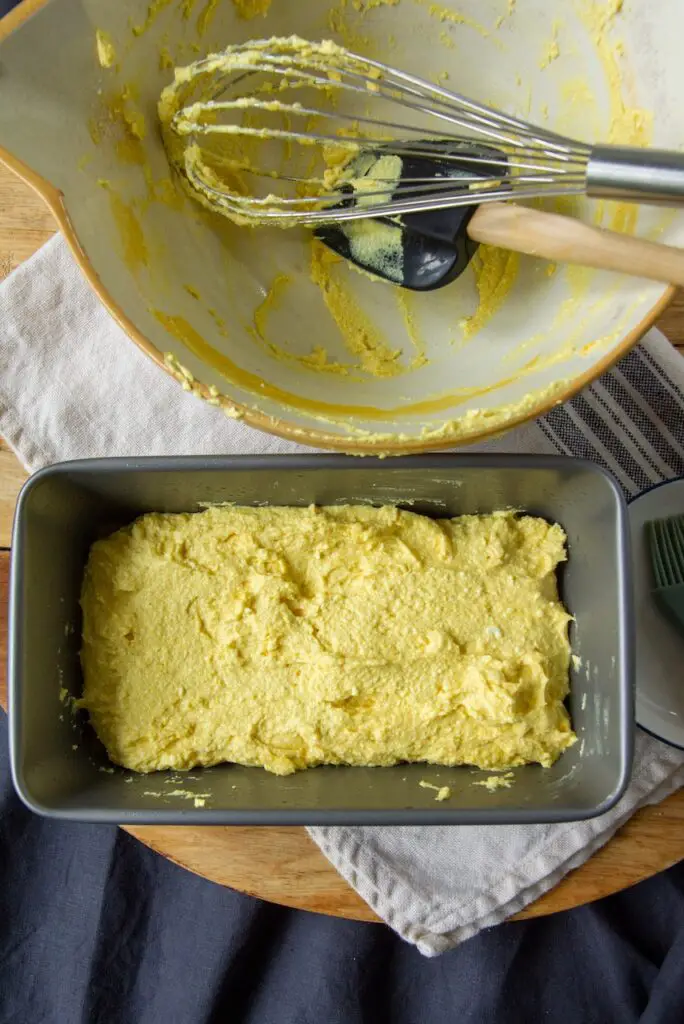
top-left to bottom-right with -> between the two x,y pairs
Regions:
161,38 -> 684,225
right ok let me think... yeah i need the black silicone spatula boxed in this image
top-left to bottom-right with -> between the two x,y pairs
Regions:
315,143 -> 504,291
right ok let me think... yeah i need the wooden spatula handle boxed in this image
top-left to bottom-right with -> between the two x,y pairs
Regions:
468,202 -> 684,286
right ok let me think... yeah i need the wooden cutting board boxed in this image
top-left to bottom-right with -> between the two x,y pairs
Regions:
2,159 -> 684,924
1,538 -> 684,921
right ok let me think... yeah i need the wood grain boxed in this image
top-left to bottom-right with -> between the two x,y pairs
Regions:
655,291 -> 684,349
2,151 -> 684,925
124,790 -> 684,922
0,167 -> 54,280
0,450 -> 26,548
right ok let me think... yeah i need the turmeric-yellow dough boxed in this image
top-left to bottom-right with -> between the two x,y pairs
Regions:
80,505 -> 576,775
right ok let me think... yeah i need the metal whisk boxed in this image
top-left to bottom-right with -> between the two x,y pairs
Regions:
160,37 -> 684,227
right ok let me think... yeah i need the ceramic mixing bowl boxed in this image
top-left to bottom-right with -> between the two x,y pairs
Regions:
1,0 -> 683,452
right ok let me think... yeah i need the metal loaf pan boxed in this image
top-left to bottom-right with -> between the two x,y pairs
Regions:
9,454 -> 633,825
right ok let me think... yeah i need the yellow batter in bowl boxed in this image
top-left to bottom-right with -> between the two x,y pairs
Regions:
80,505 -> 576,775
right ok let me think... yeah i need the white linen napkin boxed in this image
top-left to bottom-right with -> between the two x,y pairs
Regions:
2,234 -> 684,956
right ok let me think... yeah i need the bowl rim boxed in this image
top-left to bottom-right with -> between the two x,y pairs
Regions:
0,0 -> 676,455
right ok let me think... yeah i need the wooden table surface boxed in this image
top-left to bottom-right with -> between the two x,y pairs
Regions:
2,158 -> 684,925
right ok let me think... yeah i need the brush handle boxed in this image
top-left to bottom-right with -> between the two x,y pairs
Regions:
467,203 -> 684,287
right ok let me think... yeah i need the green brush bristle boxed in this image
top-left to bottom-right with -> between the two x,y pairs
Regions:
648,515 -> 684,587
647,514 -> 684,637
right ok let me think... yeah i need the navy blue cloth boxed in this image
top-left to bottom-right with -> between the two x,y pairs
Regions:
2,718 -> 684,1024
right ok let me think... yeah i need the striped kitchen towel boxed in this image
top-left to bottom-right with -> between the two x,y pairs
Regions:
538,343 -> 684,495
1,234 -> 684,956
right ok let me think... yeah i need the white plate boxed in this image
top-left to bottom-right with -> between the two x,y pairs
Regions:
630,477 -> 684,748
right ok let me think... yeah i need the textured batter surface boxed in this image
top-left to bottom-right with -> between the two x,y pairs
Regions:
80,506 -> 575,775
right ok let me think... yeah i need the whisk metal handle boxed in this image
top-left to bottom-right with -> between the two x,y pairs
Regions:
587,146 -> 684,205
